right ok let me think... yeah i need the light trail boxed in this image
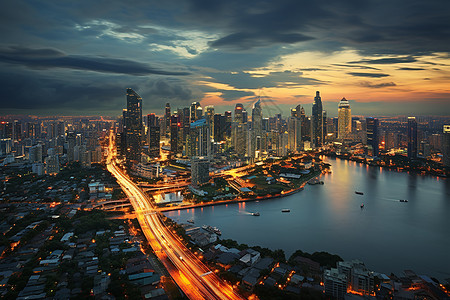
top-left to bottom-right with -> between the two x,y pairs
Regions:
105,132 -> 243,300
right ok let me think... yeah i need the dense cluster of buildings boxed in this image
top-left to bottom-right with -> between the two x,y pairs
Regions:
0,117 -> 109,174
115,88 -> 450,188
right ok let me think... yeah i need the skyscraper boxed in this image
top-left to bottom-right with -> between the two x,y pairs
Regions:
312,91 -> 323,147
147,114 -> 160,158
443,125 -> 450,167
170,113 -> 180,155
205,106 -> 215,139
407,117 -> 418,160
187,119 -> 210,158
366,117 -> 379,157
124,88 -> 143,163
251,99 -> 263,158
190,102 -> 201,122
338,97 -> 351,140
164,102 -> 171,136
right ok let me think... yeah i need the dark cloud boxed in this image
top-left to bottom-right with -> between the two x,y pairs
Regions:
332,64 -> 380,70
397,67 -> 426,71
359,81 -> 397,88
218,90 -> 254,101
0,46 -> 191,76
348,72 -> 390,78
348,56 -> 417,64
209,32 -> 314,50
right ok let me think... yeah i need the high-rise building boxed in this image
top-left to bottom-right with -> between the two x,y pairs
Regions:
312,91 -> 323,147
233,104 -> 247,156
148,116 -> 160,158
213,113 -> 227,142
191,156 -> 210,187
234,104 -> 244,123
287,117 -> 301,152
366,117 -> 379,157
170,113 -> 180,155
164,103 -> 171,136
338,97 -> 351,140
124,88 -> 143,163
443,125 -> 450,167
45,154 -> 60,175
190,102 -> 201,122
187,119 -> 210,158
224,111 -> 232,139
251,99 -> 263,158
407,117 -> 418,160
29,144 -> 43,163
205,106 -> 215,139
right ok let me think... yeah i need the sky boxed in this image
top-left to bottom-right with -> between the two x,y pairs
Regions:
0,0 -> 449,117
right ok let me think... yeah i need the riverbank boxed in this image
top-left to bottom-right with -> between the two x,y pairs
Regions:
321,152 -> 449,178
157,170 -> 322,212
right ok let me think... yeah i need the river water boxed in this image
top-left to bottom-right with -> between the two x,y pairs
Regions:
165,157 -> 450,279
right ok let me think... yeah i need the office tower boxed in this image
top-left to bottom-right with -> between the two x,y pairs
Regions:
322,110 -> 328,141
234,104 -> 244,123
66,132 -> 76,161
312,91 -> 323,147
205,106 -> 215,139
124,88 -> 143,163
179,107 -> 190,148
0,138 -> 12,156
148,117 -> 160,158
288,117 -> 301,152
190,102 -> 201,122
443,125 -> 450,167
224,111 -> 232,139
213,113 -> 226,142
29,144 -> 43,163
191,156 -> 210,187
148,113 -> 157,127
407,117 -> 418,160
164,103 -> 171,135
251,99 -> 263,158
233,104 -> 247,156
338,97 -> 351,140
187,119 -> 210,158
366,117 -> 379,157
45,154 -> 60,174
170,113 -> 180,154
196,106 -> 203,120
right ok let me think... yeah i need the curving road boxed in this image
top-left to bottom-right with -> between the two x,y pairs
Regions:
105,134 -> 243,300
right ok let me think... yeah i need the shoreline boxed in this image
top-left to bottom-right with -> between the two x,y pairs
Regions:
322,153 -> 448,178
156,172 -> 320,212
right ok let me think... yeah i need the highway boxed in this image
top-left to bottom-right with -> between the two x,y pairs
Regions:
105,134 -> 243,300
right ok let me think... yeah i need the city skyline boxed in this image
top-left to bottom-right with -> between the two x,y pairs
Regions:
0,1 -> 449,117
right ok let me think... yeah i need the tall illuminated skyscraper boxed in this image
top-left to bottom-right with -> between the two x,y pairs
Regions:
164,102 -> 171,136
407,117 -> 418,160
312,91 -> 323,147
443,125 -> 450,167
190,102 -> 201,122
251,99 -> 263,158
124,88 -> 143,163
366,117 -> 379,157
338,97 -> 352,140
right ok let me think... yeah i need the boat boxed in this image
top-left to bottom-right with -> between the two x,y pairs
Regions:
281,209 -> 290,213
355,191 -> 364,195
399,199 -> 408,203
187,219 -> 194,224
252,212 -> 260,216
360,203 -> 364,208
202,225 -> 222,235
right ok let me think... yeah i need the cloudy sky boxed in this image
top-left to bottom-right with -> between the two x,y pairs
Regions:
0,0 -> 449,117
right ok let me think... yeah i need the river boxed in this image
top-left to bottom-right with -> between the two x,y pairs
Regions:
164,157 -> 450,280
